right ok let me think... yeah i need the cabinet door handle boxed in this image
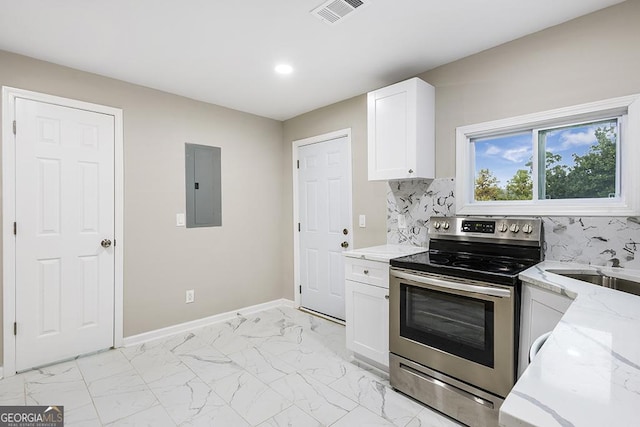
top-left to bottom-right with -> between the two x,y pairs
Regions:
408,169 -> 414,174
385,295 -> 389,300
363,270 -> 369,275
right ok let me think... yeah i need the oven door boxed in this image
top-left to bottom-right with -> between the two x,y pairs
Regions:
389,268 -> 516,397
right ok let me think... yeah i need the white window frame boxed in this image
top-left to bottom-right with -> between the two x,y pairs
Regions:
456,94 -> 640,216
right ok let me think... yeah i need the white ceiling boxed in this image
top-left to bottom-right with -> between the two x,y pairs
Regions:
0,0 -> 625,121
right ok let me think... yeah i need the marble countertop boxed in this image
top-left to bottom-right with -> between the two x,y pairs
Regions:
500,261 -> 640,427
343,244 -> 427,263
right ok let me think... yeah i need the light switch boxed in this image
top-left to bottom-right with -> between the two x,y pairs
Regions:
359,215 -> 366,228
176,213 -> 186,227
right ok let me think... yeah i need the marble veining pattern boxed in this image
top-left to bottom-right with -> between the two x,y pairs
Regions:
387,178 -> 455,246
500,261 -> 640,427
0,306 -> 461,426
542,216 -> 640,268
386,178 -> 640,268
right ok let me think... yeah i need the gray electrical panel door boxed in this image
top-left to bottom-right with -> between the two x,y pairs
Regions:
185,143 -> 221,227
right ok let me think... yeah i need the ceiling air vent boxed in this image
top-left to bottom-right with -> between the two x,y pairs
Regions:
311,0 -> 369,25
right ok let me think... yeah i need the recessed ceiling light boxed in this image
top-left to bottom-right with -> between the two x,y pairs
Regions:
275,64 -> 294,75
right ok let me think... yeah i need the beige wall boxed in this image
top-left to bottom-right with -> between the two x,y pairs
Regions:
281,95 -> 388,298
0,50 -> 285,363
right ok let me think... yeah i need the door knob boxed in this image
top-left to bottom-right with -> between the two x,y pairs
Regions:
101,239 -> 112,248
341,241 -> 349,248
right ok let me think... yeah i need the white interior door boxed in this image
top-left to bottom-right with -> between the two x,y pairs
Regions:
298,136 -> 351,320
14,97 -> 115,371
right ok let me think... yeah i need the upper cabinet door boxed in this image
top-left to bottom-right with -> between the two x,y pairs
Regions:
367,77 -> 435,181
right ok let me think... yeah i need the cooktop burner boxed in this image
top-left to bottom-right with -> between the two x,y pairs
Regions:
390,249 -> 540,286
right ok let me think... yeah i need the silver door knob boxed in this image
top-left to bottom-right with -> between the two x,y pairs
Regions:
101,239 -> 112,248
341,241 -> 349,248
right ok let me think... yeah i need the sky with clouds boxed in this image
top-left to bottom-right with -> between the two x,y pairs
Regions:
473,120 -> 617,187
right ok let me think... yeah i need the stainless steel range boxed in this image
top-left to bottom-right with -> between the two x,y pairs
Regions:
389,216 -> 543,427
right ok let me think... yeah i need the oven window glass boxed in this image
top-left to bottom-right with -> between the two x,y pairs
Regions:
400,284 -> 494,367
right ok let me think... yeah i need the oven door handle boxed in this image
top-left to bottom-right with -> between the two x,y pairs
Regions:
392,270 -> 512,298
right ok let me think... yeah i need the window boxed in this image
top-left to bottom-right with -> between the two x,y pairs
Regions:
456,95 -> 640,216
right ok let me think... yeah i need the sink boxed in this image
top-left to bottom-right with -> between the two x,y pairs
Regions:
548,270 -> 640,297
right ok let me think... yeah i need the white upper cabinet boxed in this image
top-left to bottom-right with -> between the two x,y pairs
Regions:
367,77 -> 435,181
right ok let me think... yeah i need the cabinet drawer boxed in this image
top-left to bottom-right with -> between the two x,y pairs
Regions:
345,258 -> 389,288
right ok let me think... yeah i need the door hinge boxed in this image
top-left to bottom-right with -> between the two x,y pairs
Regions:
298,223 -> 300,232
113,239 -> 117,247
299,285 -> 302,294
297,160 -> 299,169
14,322 -> 17,335
13,120 -> 16,135
13,222 -> 16,235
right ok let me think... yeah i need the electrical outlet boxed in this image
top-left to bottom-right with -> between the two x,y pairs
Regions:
186,289 -> 195,304
398,214 -> 408,229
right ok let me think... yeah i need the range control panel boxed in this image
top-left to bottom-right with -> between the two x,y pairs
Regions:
430,216 -> 542,244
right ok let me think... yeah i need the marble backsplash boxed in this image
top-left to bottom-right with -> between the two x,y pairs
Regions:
387,178 -> 640,268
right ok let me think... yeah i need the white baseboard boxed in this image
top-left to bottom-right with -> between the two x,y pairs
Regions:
122,298 -> 295,348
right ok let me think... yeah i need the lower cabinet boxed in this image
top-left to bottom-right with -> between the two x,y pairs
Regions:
518,282 -> 573,376
345,279 -> 390,369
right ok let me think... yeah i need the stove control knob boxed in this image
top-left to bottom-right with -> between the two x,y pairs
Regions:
433,221 -> 441,230
498,223 -> 509,232
509,223 -> 520,233
522,223 -> 533,234
442,222 -> 450,230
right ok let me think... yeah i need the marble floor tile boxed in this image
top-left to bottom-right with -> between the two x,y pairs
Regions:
147,368 -> 226,425
104,404 -> 175,426
178,345 -> 244,385
279,346 -> 357,385
22,360 -> 82,383
0,306 -> 460,427
161,332 -> 210,356
0,373 -> 25,405
65,402 -> 102,427
274,306 -> 317,324
77,349 -> 133,383
128,344 -> 187,384
24,361 -> 93,411
88,369 -> 158,424
251,324 -> 306,356
330,405 -> 395,427
270,372 -> 357,426
194,319 -> 256,355
120,339 -> 166,362
257,405 -> 323,427
329,369 -> 424,427
212,370 -> 292,425
405,408 -> 464,427
236,311 -> 309,348
228,346 -> 297,384
180,403 -> 249,427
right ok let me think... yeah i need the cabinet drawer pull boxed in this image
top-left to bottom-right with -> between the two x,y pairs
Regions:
363,270 -> 369,275
385,295 -> 389,300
